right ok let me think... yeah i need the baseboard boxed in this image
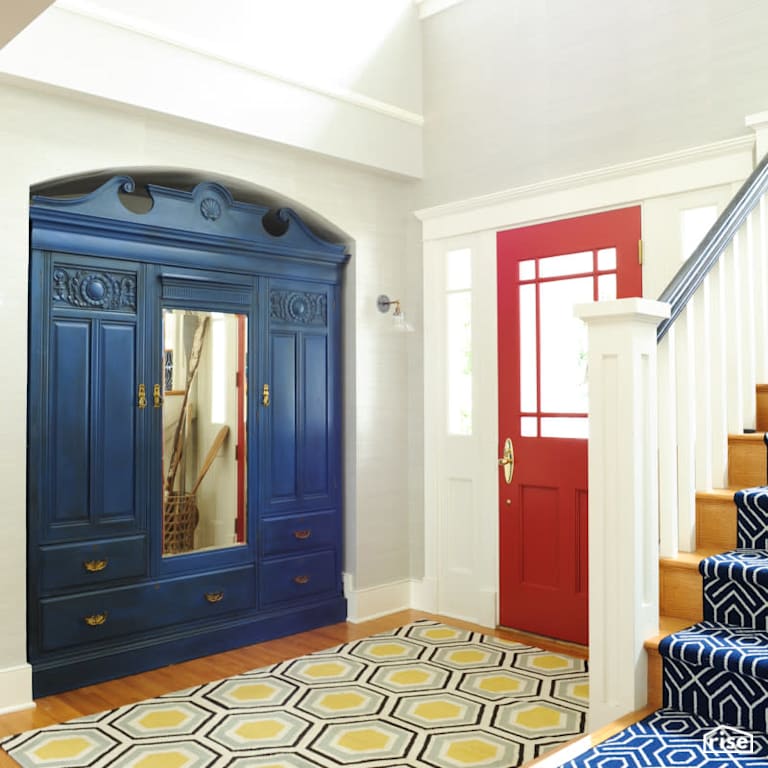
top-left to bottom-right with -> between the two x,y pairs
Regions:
343,574 -> 414,623
0,663 -> 34,714
342,574 -> 496,629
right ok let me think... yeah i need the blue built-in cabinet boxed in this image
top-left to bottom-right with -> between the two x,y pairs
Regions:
27,177 -> 349,696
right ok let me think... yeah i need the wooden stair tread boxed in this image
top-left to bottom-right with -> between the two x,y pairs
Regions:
644,616 -> 692,650
696,488 -> 736,500
728,432 -> 766,443
659,549 -> 721,569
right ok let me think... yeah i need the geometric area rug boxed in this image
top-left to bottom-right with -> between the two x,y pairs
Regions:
0,620 -> 589,767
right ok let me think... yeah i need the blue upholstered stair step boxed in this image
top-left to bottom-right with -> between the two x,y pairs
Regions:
735,487 -> 768,549
660,622 -> 768,731
701,550 -> 768,629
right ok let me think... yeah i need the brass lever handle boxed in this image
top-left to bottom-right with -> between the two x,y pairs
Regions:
499,438 -> 514,484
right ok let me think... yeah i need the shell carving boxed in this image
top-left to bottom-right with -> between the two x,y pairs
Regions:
200,198 -> 222,221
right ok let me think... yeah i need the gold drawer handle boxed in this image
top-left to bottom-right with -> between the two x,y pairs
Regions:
293,529 -> 311,540
294,575 -> 310,585
83,559 -> 108,573
205,591 -> 224,603
84,612 -> 107,626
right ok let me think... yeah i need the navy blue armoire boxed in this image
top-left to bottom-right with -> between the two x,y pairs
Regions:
27,177 -> 348,696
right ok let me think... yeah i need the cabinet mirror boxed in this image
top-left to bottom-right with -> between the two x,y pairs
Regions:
162,308 -> 248,556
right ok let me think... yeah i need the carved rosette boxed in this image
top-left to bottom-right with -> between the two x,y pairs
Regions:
270,289 -> 327,326
52,267 -> 137,312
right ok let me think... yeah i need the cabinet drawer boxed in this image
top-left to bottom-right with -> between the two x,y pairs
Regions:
260,551 -> 338,606
39,535 -> 147,593
39,566 -> 256,651
260,511 -> 337,556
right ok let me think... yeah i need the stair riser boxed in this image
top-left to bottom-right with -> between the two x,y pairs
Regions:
703,577 -> 768,630
659,567 -> 703,622
663,657 -> 768,731
729,440 -> 767,489
696,495 -> 737,552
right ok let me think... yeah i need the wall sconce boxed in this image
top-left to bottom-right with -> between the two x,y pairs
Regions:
377,294 -> 414,332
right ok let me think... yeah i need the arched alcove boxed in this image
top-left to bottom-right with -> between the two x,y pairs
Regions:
26,170 -> 351,695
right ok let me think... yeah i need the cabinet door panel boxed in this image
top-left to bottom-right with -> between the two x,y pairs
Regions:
50,319 -> 91,524
270,333 -> 298,500
97,322 -> 137,520
303,334 -> 329,497
264,281 -> 338,515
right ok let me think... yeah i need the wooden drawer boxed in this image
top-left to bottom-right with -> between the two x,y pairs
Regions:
260,551 -> 338,606
39,566 -> 255,651
260,511 -> 337,557
39,535 -> 147,593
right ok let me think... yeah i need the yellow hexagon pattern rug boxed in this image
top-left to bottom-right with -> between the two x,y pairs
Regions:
1,621 -> 588,767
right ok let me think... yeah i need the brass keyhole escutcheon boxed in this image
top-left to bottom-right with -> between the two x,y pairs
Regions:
498,438 -> 514,484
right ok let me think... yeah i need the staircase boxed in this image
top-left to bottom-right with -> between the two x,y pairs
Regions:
646,388 -> 768,710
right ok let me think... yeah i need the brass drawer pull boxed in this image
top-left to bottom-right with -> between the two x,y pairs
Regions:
84,612 -> 107,626
293,529 -> 311,540
205,591 -> 224,603
83,559 -> 108,573
294,575 -> 310,585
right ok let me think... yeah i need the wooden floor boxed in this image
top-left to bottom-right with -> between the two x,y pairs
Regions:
0,610 -> 637,768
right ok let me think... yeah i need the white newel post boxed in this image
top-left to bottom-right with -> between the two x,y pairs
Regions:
576,298 -> 671,730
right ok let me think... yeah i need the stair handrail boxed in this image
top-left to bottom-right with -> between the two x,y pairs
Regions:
657,151 -> 768,341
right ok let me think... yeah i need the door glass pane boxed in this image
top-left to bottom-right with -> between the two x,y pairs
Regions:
447,248 -> 472,290
539,251 -> 593,278
598,274 -> 617,301
447,291 -> 472,435
519,260 -> 535,281
541,416 -> 588,439
162,308 -> 247,556
520,416 -> 537,437
539,276 -> 592,414
519,283 -> 537,413
597,247 -> 616,270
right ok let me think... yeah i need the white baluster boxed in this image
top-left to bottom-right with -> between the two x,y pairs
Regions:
658,328 -> 679,557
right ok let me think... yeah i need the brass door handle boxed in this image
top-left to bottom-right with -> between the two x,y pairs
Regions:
153,384 -> 163,408
262,384 -> 270,407
137,383 -> 147,409
499,438 -> 514,484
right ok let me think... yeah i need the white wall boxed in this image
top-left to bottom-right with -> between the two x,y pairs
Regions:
0,0 -> 424,177
421,0 -> 768,206
0,79 -> 420,709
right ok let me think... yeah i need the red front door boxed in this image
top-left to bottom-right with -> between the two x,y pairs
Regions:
497,207 -> 642,645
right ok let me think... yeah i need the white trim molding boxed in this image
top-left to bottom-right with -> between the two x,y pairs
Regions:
415,136 -> 754,240
0,663 -> 34,715
415,0 -> 465,20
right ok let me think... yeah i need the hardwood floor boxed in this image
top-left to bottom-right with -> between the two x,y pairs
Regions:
0,610 -> 592,767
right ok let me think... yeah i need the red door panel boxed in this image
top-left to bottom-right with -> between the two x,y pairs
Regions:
497,206 -> 641,645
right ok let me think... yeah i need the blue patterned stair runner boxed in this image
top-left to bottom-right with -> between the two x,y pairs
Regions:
735,487 -> 768,549
701,549 -> 768,628
559,709 -> 768,767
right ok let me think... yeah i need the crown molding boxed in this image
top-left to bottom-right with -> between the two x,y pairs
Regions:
415,135 -> 755,223
55,0 -> 424,128
414,0 -> 465,20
